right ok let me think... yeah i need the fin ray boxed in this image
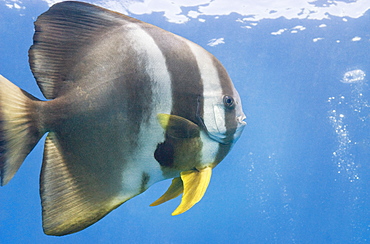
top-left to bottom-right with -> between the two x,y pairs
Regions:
150,177 -> 183,206
29,1 -> 140,99
0,75 -> 42,185
41,132 -> 125,236
172,167 -> 212,216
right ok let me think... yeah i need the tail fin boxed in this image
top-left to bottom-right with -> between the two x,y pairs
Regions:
0,75 -> 43,186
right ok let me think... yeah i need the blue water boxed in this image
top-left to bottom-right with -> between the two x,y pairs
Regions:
1,1 -> 370,243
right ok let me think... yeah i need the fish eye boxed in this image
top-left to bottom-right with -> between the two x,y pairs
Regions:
223,95 -> 235,109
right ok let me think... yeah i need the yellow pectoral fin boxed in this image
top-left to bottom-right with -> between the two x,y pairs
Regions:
150,177 -> 183,206
157,113 -> 172,130
172,167 -> 212,216
157,113 -> 200,138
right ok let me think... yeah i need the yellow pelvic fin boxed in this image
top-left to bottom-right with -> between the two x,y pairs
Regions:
172,167 -> 212,216
150,177 -> 183,206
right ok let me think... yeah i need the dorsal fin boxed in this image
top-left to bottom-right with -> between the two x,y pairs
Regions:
29,1 -> 141,99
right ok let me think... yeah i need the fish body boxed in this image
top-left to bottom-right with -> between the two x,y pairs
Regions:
0,1 -> 246,236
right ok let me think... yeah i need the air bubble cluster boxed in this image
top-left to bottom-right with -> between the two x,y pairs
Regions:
341,69 -> 366,84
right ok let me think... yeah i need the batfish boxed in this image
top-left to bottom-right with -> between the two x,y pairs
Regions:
0,1 -> 246,236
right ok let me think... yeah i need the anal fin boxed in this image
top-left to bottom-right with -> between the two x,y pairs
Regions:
41,133 -> 124,236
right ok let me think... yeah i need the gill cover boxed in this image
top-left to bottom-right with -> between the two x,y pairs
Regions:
196,92 -> 246,145
150,167 -> 212,215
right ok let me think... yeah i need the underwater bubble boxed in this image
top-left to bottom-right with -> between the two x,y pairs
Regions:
328,68 -> 370,181
341,69 -> 366,84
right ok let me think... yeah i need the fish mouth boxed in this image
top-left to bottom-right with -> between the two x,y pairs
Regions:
237,114 -> 247,125
233,114 -> 247,140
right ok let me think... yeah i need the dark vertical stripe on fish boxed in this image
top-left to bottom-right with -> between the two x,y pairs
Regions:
145,29 -> 204,169
144,30 -> 204,124
212,57 -> 237,161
